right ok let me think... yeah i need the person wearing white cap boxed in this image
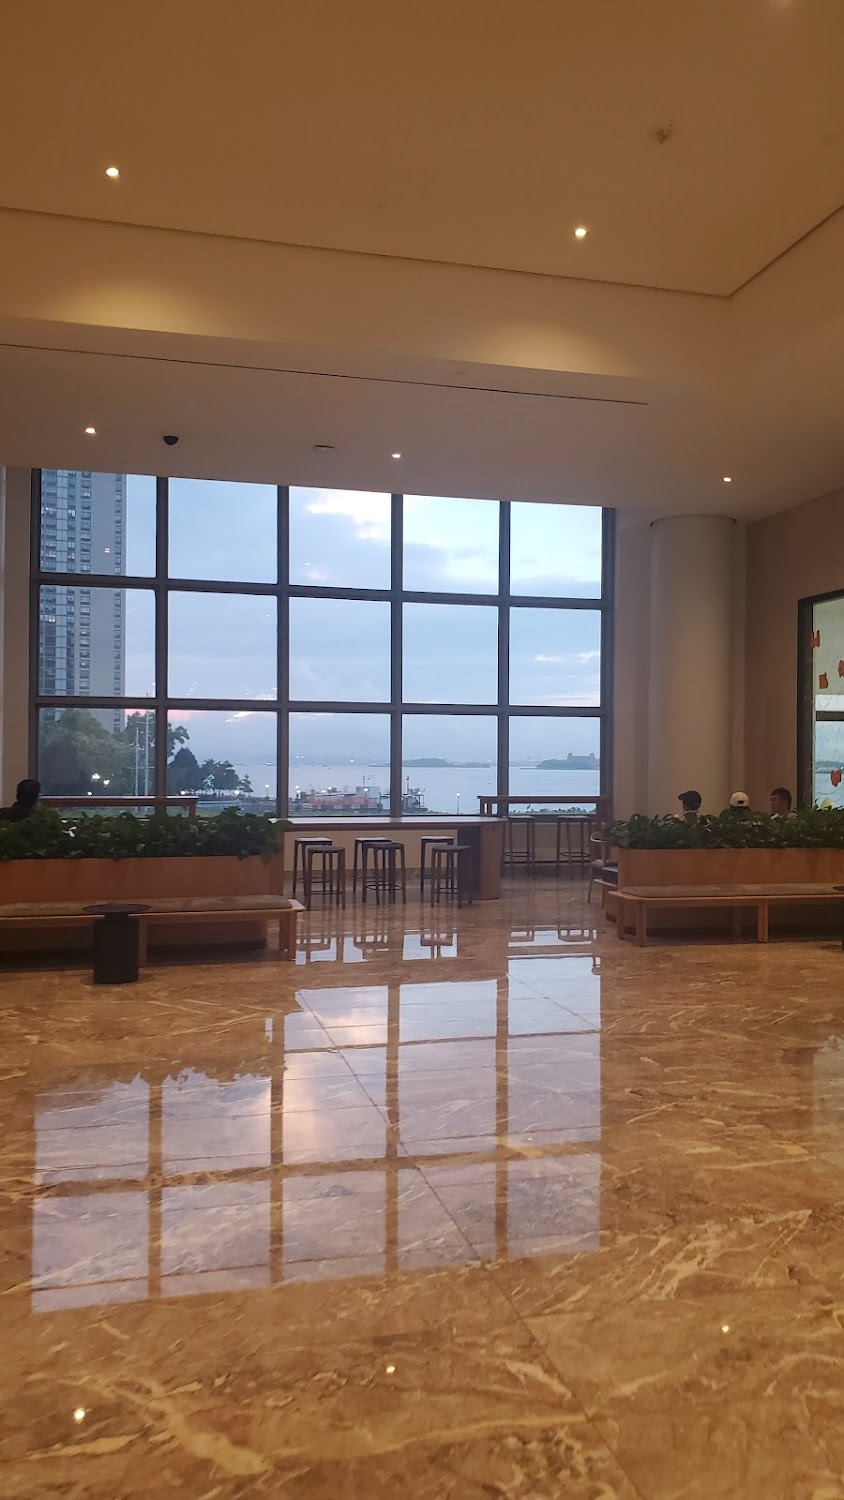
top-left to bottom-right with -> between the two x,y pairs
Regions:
725,791 -> 752,816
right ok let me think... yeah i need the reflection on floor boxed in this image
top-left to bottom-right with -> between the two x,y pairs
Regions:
3,881 -> 844,1496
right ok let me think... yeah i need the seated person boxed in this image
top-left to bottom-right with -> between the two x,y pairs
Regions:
770,786 -> 793,816
0,778 -> 41,822
726,790 -> 751,815
678,789 -> 702,815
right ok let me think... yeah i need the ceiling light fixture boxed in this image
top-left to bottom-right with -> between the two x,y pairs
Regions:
722,475 -> 732,483
391,451 -> 402,460
84,426 -> 96,435
105,166 -> 120,179
574,226 -> 588,239
313,443 -> 335,453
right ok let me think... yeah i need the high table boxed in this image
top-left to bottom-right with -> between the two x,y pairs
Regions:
287,816 -> 506,900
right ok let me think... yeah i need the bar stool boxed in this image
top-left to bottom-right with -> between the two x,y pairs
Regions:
354,838 -> 394,900
303,844 -> 346,908
506,816 -> 536,876
419,834 -> 456,898
359,839 -> 407,904
555,814 -> 595,879
430,843 -> 473,907
377,840 -> 407,905
291,835 -> 332,896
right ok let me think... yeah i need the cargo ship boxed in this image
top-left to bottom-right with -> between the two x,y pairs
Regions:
288,777 -> 428,815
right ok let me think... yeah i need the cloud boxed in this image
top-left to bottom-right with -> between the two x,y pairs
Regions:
527,691 -> 601,708
305,490 -> 391,542
226,694 -> 276,721
533,650 -> 600,665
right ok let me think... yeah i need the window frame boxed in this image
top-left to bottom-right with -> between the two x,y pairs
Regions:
29,473 -> 614,816
797,587 -> 844,809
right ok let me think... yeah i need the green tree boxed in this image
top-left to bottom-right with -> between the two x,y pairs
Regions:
39,709 -> 193,798
198,758 -> 243,793
167,746 -> 201,794
40,709 -> 128,795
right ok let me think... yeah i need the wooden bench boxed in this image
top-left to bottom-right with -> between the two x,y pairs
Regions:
616,883 -> 844,946
0,895 -> 303,964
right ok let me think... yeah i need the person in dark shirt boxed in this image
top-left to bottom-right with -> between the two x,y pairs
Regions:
0,778 -> 41,821
678,789 -> 702,815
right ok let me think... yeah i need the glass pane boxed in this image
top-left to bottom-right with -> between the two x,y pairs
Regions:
168,479 -> 278,582
289,599 -> 390,702
39,469 -> 155,577
509,608 -> 601,706
508,716 -> 601,803
289,488 -> 391,588
812,595 -> 844,807
403,603 -> 498,704
38,707 -> 158,799
289,713 -> 390,815
33,1191 -> 149,1310
39,585 -> 155,697
401,715 -> 497,815
403,496 -> 499,593
167,709 -> 277,809
168,593 -> 276,699
510,503 -> 602,598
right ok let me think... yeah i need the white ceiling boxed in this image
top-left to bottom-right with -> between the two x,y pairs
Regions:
0,1 -> 842,520
1,334 -> 842,521
1,0 -> 842,296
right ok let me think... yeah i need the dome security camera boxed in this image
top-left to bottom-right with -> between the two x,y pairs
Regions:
162,434 -> 179,446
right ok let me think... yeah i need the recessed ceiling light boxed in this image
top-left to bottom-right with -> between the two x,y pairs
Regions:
391,451 -> 402,460
574,226 -> 588,239
722,475 -> 732,483
105,166 -> 120,179
84,425 -> 96,435
313,442 -> 335,452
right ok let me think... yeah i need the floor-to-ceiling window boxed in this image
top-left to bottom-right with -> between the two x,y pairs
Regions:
30,473 -> 613,816
799,590 -> 844,808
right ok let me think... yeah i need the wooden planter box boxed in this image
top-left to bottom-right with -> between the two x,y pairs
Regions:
617,848 -> 844,887
0,853 -> 286,955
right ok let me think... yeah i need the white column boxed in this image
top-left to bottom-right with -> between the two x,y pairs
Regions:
647,515 -> 737,815
0,467 -> 32,801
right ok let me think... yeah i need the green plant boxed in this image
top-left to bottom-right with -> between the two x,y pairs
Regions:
0,808 -> 289,863
607,808 -> 844,850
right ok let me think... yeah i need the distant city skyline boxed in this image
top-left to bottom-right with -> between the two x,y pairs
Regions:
40,469 -> 126,734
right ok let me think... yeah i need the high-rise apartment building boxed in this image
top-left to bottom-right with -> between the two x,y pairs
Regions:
39,470 -> 126,732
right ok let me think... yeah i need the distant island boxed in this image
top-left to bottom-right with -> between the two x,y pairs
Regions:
536,753 -> 599,770
403,758 -> 492,769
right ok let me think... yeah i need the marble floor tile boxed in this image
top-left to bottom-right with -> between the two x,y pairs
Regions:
527,1290 -> 844,1417
5,878 -> 844,1496
594,1404 -> 844,1500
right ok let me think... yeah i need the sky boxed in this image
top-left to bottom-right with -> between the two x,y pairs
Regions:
111,478 -> 603,764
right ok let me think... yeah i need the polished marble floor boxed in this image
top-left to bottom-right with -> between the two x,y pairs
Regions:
2,881 -> 844,1497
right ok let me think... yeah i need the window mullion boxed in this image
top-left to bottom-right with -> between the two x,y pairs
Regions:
497,502 -> 510,803
154,476 -> 169,803
390,494 -> 403,818
277,486 -> 290,819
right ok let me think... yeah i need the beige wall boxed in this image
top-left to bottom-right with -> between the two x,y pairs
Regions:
613,508 -> 746,818
612,510 -> 651,817
745,485 -> 844,806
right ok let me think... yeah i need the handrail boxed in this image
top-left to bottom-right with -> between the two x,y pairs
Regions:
42,795 -> 198,820
478,794 -> 611,818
